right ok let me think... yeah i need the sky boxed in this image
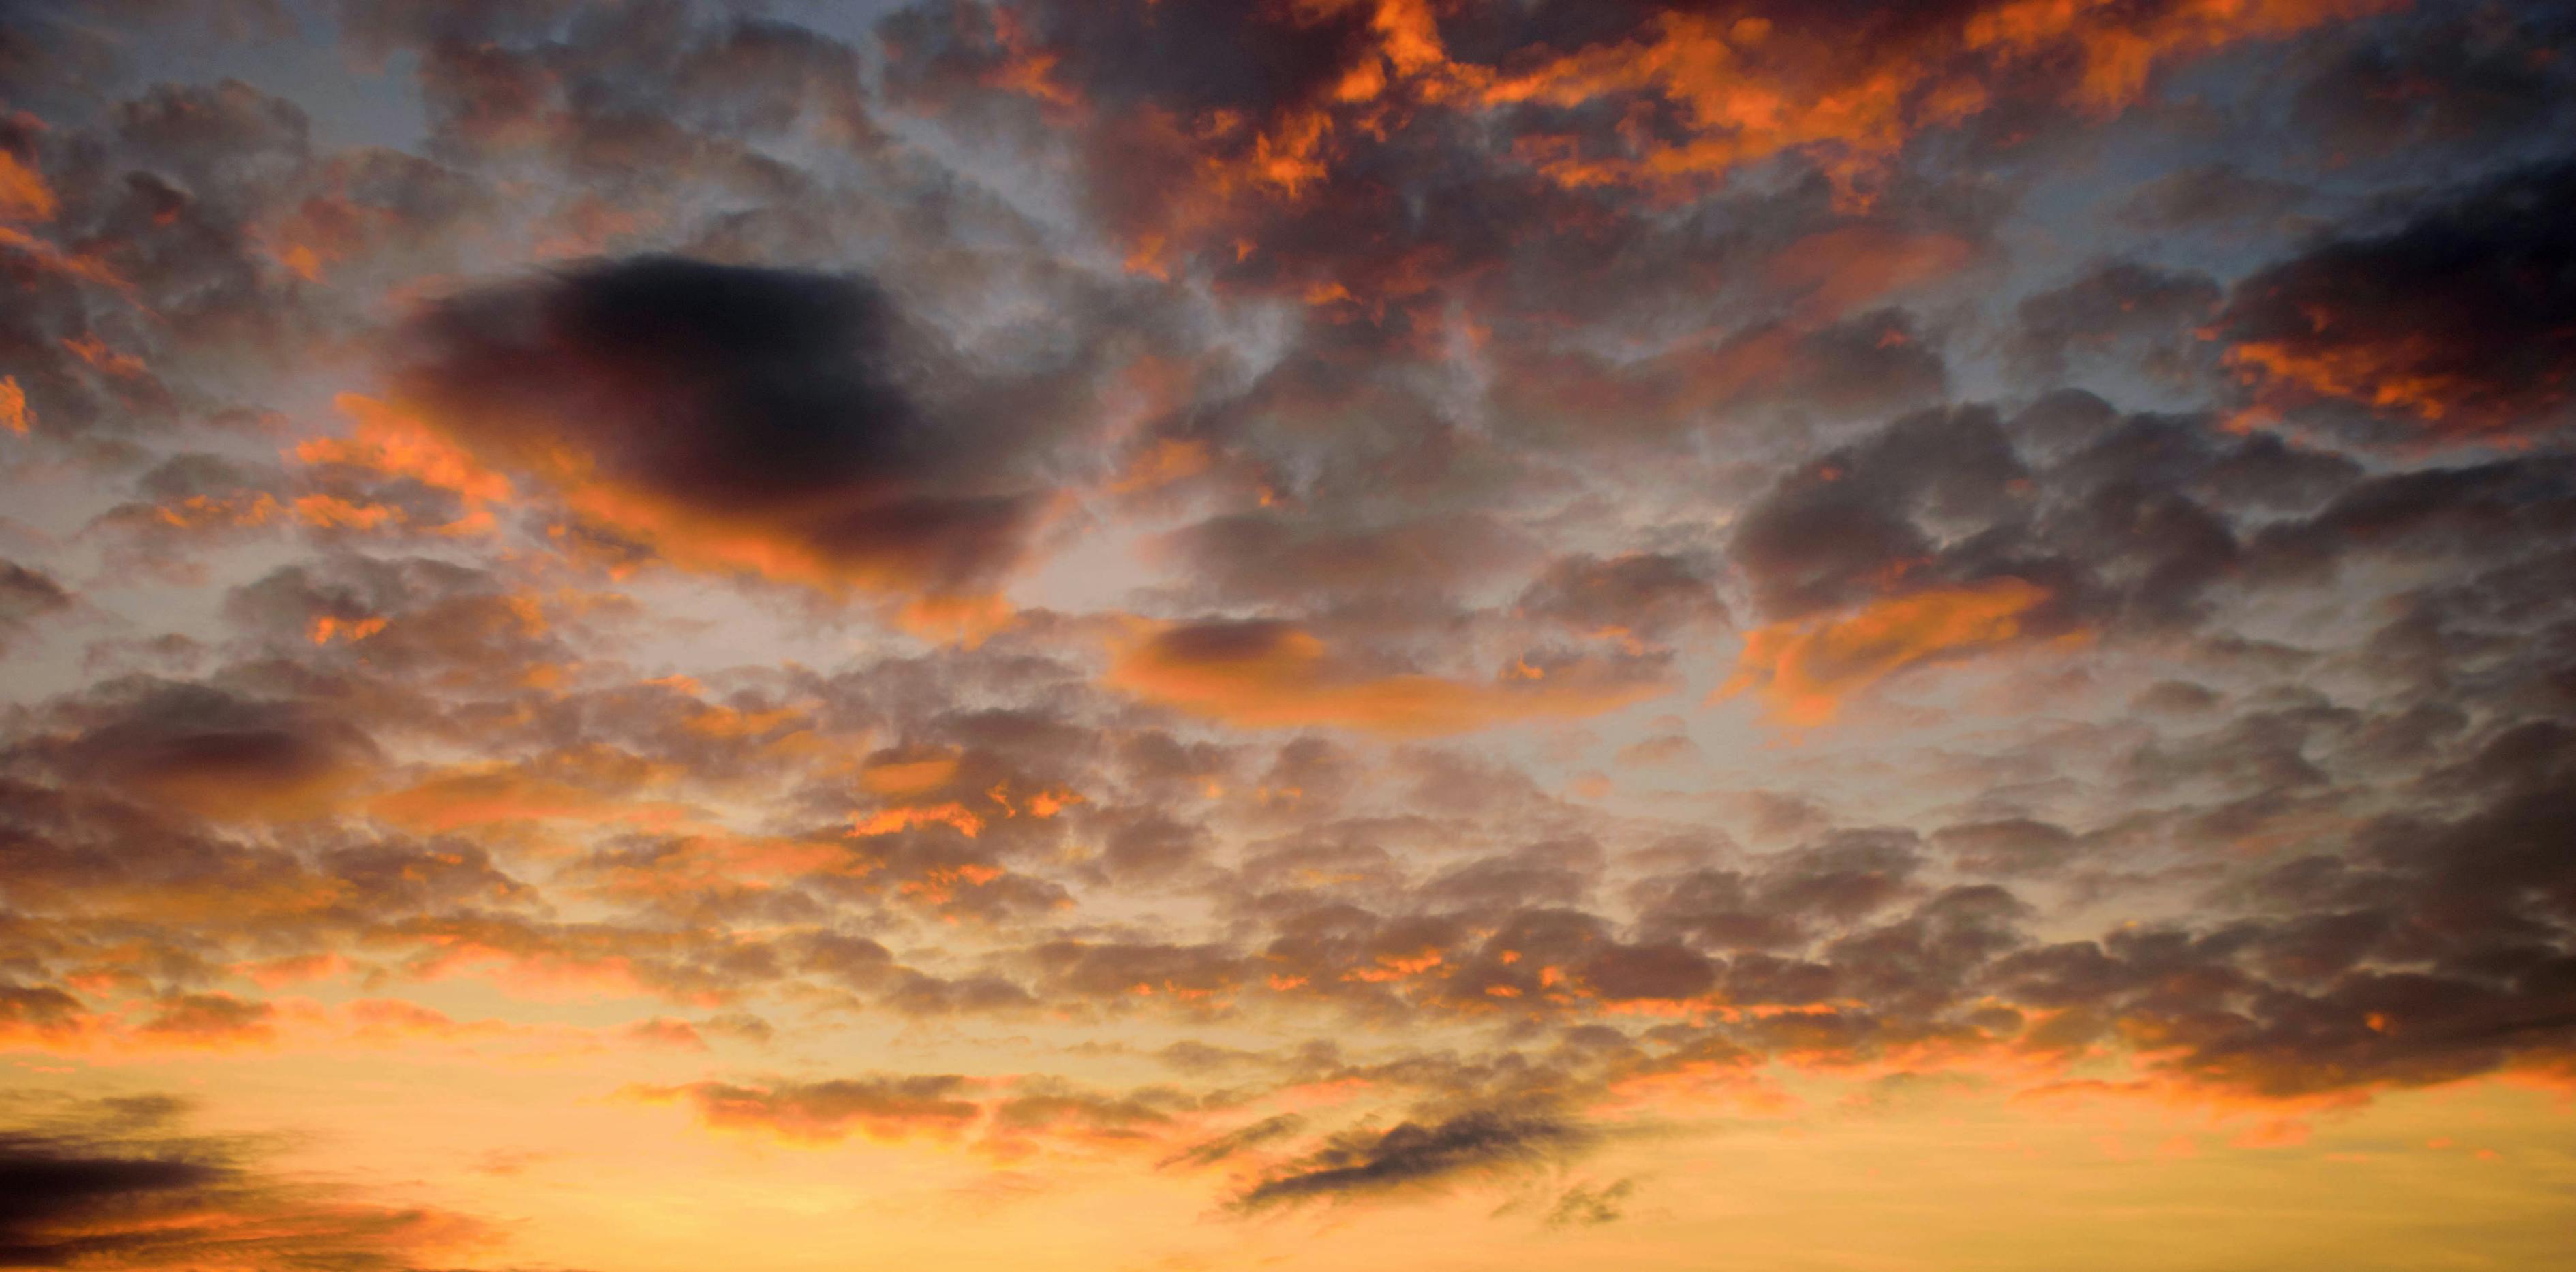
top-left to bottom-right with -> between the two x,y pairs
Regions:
1,1 -> 2574,1268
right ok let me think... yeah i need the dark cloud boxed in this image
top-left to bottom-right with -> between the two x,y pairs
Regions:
2287,4 -> 2576,163
390,255 -> 1081,598
1516,553 -> 1728,645
2216,158 -> 2576,439
1728,405 -> 2031,621
1934,818 -> 2079,878
0,1094 -> 502,1270
1155,509 -> 1534,608
2009,260 -> 2220,381
1544,1177 -> 1636,1227
1233,1107 -> 1597,1210
0,560 -> 73,652
2245,456 -> 2576,585
25,679 -> 380,821
2115,161 -> 2311,232
1159,1113 -> 1305,1170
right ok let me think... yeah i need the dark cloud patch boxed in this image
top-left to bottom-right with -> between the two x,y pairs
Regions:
27,679 -> 380,821
1233,1107 -> 1596,1211
2115,161 -> 2310,233
0,1093 -> 499,1270
221,555 -> 580,696
367,0 -> 877,186
1649,828 -> 1937,957
2245,456 -> 2576,585
1728,405 -> 2029,621
1154,510 -> 1534,608
1159,1113 -> 1305,1170
2191,430 -> 2363,514
2009,260 -> 2220,381
1516,553 -> 1727,645
1490,307 -> 1952,448
2288,4 -> 2576,163
1030,940 -> 1247,1007
878,969 -> 1041,1018
0,560 -> 73,653
1420,839 -> 1601,914
1544,1177 -> 1636,1227
1934,818 -> 2079,878
2215,158 -> 2576,439
392,255 -> 1077,597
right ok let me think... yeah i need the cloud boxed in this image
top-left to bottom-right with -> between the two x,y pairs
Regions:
2115,161 -> 2310,232
34,681 -> 380,821
634,1076 -> 981,1145
0,1095 -> 502,1270
1544,1177 -> 1636,1227
1719,578 -> 2061,725
1232,1107 -> 1597,1209
1159,1113 -> 1306,1170
1153,509 -> 1534,607
5,0 -> 2576,1256
1108,619 -> 1670,736
1516,553 -> 1728,646
388,255 -> 1074,601
2216,158 -> 2576,439
0,559 -> 72,653
1726,405 -> 2029,622
2010,260 -> 2220,379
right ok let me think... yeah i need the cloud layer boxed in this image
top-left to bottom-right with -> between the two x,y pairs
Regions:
1,0 -> 2573,1268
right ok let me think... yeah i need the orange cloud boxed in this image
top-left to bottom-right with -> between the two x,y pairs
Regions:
1766,226 -> 1976,321
1072,0 -> 2392,290
0,374 -> 29,435
134,992 -> 280,1050
382,916 -> 705,1004
1107,619 -> 1669,736
1964,0 -> 2399,114
859,753 -> 963,796
0,146 -> 55,222
1485,1 -> 2389,204
576,833 -> 859,903
2224,334 -> 2561,440
294,395 -> 513,533
1107,437 -> 1214,496
631,1077 -> 983,1146
234,952 -> 353,989
849,802 -> 987,839
1478,11 -> 1941,204
1719,578 -> 2061,725
0,223 -> 137,297
368,749 -> 694,835
307,614 -> 388,645
60,332 -> 150,379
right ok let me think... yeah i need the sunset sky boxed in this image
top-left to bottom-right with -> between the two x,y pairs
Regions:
3,1 -> 2575,1267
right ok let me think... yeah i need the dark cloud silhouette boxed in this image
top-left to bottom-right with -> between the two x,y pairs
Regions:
1234,1108 -> 1597,1209
1159,1113 -> 1306,1170
0,1096 -> 505,1270
0,560 -> 72,652
1544,1177 -> 1636,1227
2217,159 -> 2576,439
392,255 -> 1071,597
